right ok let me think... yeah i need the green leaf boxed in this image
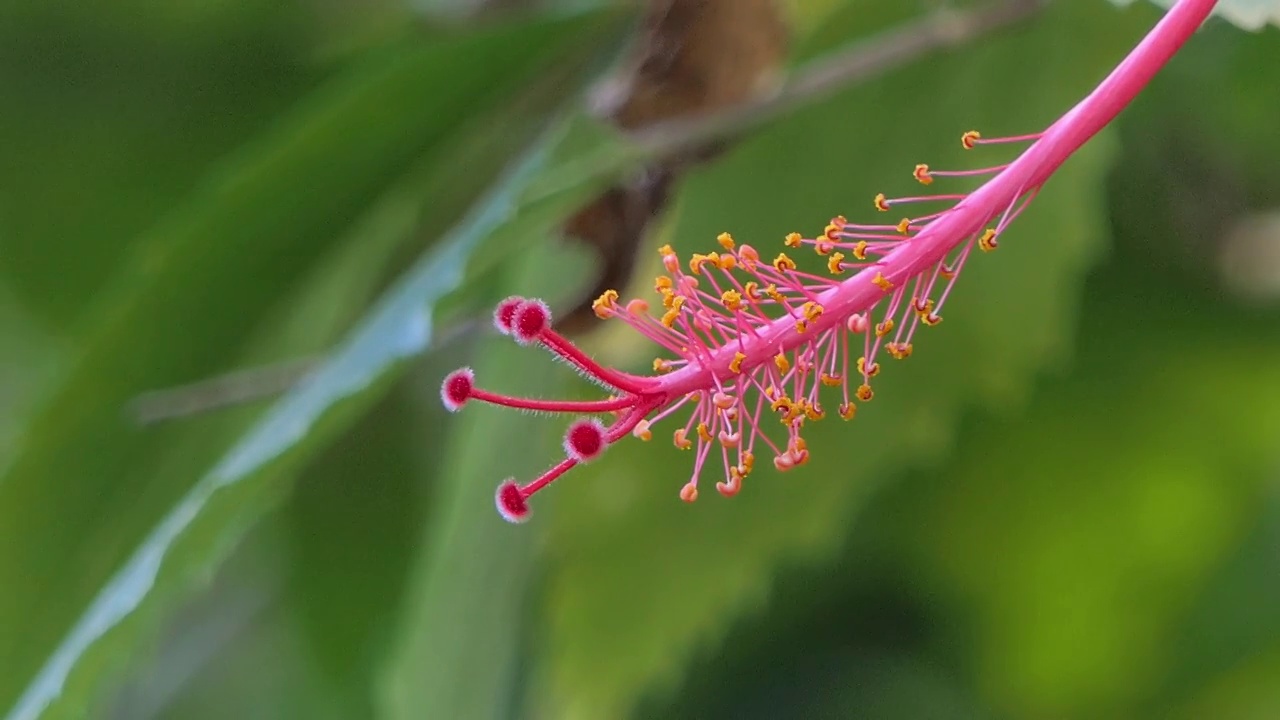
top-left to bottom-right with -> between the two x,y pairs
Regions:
279,70 -> 644,720
532,3 -> 1162,717
891,261 -> 1280,717
0,0 -> 323,328
0,11 -> 626,718
378,238 -> 596,720
1105,15 -> 1280,281
1158,493 -> 1280,717
642,263 -> 1280,720
280,373 -> 444,715
1110,0 -> 1280,31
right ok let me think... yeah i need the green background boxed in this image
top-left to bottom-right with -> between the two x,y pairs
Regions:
1,1 -> 1278,718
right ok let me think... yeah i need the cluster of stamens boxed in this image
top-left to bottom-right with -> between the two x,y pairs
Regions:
443,129 -> 1047,522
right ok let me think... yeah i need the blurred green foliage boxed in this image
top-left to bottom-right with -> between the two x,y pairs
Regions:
1,1 -> 1279,719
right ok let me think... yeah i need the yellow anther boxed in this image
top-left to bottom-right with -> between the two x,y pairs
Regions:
696,422 -> 713,443
922,312 -> 943,326
857,357 -> 881,377
798,302 -> 823,333
729,351 -> 746,374
658,244 -> 675,256
673,428 -> 693,450
717,232 -> 735,250
784,232 -> 802,248
897,218 -> 912,235
765,284 -> 785,302
913,163 -> 933,185
978,228 -> 999,252
718,253 -> 737,270
774,352 -> 790,373
689,253 -> 717,274
743,281 -> 760,301
820,372 -> 842,387
592,289 -> 619,319
915,298 -> 936,318
653,357 -> 673,373
633,419 -> 653,442
661,307 -> 680,328
742,451 -> 755,471
785,400 -> 806,424
770,397 -> 793,419
655,275 -> 672,292
660,288 -> 676,309
874,193 -> 890,212
872,272 -> 894,291
961,130 -> 981,149
764,384 -> 779,400
939,265 -> 956,279
838,402 -> 856,421
887,342 -> 914,360
721,289 -> 742,312
856,384 -> 874,402
728,465 -> 744,483
853,241 -> 868,261
814,240 -> 834,256
828,252 -> 846,275
875,319 -> 894,337
772,253 -> 796,272
805,403 -> 825,421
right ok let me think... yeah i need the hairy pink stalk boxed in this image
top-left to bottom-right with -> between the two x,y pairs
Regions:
445,0 -> 1219,523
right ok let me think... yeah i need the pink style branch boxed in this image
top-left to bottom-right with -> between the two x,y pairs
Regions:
442,0 -> 1221,523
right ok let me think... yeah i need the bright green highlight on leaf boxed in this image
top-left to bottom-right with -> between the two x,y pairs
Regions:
0,8 -> 627,719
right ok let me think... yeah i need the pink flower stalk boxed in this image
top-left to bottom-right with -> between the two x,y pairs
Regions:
443,0 -> 1219,523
